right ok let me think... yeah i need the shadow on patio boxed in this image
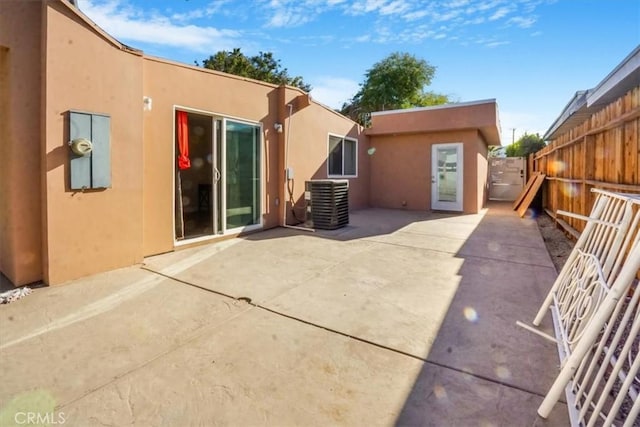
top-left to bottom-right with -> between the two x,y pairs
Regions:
147,201 -> 569,424
0,202 -> 572,425
393,202 -> 568,425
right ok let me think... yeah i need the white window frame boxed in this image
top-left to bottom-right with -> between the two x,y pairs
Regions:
327,133 -> 358,178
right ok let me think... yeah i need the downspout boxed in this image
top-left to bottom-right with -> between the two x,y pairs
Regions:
282,101 -> 314,232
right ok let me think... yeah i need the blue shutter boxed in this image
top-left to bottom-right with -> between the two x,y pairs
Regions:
91,114 -> 111,188
69,111 -> 111,190
69,112 -> 92,190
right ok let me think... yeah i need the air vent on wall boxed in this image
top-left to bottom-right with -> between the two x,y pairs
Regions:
304,180 -> 349,230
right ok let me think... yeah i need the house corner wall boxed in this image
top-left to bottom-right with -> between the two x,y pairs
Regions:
456,130 -> 491,214
277,85 -> 287,226
0,2 -> 44,286
283,89 -> 369,224
476,132 -> 489,212
42,3 -> 144,284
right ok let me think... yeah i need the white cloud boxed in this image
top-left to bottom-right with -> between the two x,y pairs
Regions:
485,40 -> 509,47
81,0 -> 550,60
262,0 -> 335,28
349,0 -> 405,16
170,0 -> 230,22
81,0 -> 241,52
341,0 -> 547,46
475,0 -> 504,12
310,77 -> 360,109
403,10 -> 429,21
267,9 -> 313,27
463,16 -> 486,24
379,0 -> 411,15
489,7 -> 511,21
508,16 -> 537,28
433,10 -> 462,22
362,0 -> 388,13
446,0 -> 470,8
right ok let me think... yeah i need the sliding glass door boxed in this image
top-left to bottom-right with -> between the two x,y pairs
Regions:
175,111 -> 261,242
223,119 -> 261,231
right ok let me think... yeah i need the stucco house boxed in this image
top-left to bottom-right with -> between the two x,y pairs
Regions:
366,101 -> 501,213
0,0 -> 500,287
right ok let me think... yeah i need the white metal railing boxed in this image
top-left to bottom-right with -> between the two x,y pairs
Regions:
523,189 -> 640,425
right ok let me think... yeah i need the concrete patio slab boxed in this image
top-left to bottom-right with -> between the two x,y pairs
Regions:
265,243 -> 464,357
0,203 -> 569,426
0,271 -> 250,410
425,257 -> 560,396
396,361 -> 566,426
144,229 -> 377,304
60,308 -> 426,426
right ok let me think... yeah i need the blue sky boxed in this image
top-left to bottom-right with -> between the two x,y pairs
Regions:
79,0 -> 639,145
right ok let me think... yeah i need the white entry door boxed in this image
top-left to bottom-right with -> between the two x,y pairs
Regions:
432,143 -> 463,211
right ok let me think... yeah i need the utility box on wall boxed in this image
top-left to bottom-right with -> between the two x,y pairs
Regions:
69,111 -> 111,190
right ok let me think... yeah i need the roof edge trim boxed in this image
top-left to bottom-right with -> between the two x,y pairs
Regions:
370,99 -> 497,117
586,45 -> 640,107
57,0 -> 143,56
542,90 -> 588,141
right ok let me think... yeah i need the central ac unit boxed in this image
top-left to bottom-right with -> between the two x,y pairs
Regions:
304,179 -> 349,230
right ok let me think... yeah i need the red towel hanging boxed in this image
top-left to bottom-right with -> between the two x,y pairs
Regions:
177,111 -> 191,170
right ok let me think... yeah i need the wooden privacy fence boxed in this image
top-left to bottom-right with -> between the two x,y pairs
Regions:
530,86 -> 640,236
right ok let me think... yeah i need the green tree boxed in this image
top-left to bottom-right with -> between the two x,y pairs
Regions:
340,52 -> 450,125
505,132 -> 546,157
199,48 -> 311,92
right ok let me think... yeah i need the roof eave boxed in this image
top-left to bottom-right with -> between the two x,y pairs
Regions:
544,45 -> 640,141
543,90 -> 589,141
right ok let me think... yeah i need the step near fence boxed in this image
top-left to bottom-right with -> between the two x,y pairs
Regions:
519,189 -> 640,426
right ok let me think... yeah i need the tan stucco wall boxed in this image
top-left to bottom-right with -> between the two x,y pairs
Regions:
141,62 -> 369,256
141,58 -> 280,255
476,133 -> 489,211
0,2 -> 44,285
281,88 -> 368,224
1,1 -> 369,285
42,3 -> 144,284
368,130 -> 483,213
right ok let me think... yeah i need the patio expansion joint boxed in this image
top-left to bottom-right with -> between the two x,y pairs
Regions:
140,266 -> 552,404
361,238 -> 459,256
254,303 -> 552,401
457,252 -> 556,269
360,238 -> 555,269
390,229 -> 549,251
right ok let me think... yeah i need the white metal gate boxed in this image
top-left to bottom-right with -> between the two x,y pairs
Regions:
489,157 -> 526,201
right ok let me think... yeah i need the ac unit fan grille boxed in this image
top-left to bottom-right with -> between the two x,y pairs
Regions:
305,180 -> 349,230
